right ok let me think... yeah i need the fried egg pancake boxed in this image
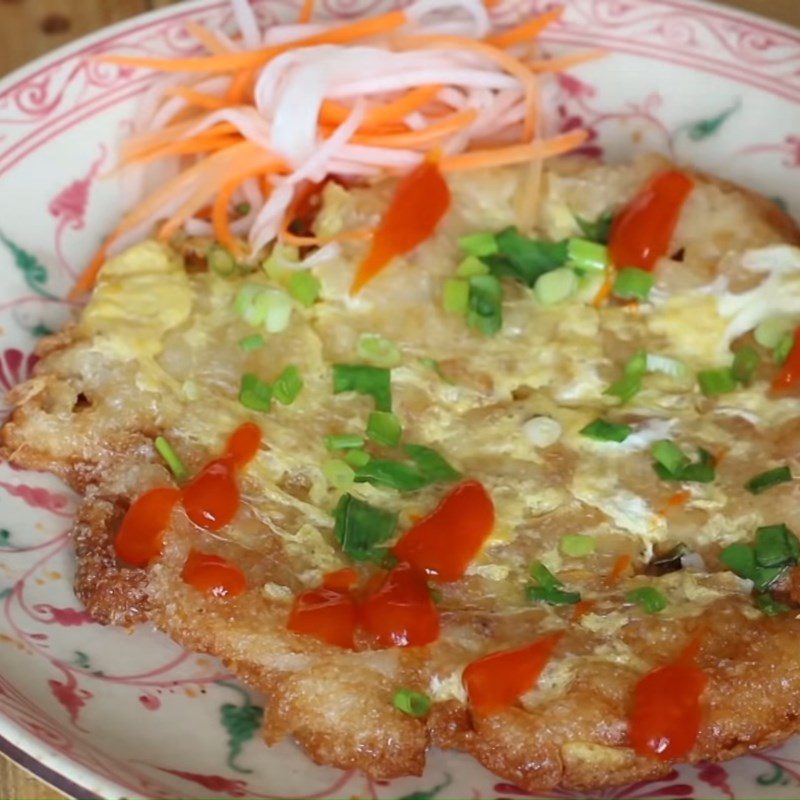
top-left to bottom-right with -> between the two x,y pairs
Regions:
3,154 -> 800,791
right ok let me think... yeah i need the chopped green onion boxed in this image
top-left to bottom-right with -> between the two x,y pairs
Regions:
288,271 -> 321,307
775,332 -> 795,365
580,418 -> 632,443
755,316 -> 794,349
443,278 -> 470,315
467,274 -> 503,335
576,211 -> 613,244
234,284 -> 263,319
393,688 -> 432,717
459,231 -> 498,258
652,440 -> 689,475
239,373 -> 272,412
613,268 -> 655,301
322,458 -> 355,489
272,365 -> 303,405
354,445 -> 459,492
697,367 -> 737,396
755,592 -> 790,616
235,201 -> 251,216
754,524 -> 800,568
720,541 -> 787,591
238,333 -> 266,352
526,585 -> 581,605
333,493 -> 398,563
207,244 -> 236,276
489,228 -> 568,286
626,587 -> 668,614
646,354 -> 689,379
262,242 -> 299,284
366,411 -> 402,447
561,534 -> 596,557
732,346 -> 760,385
576,272 -> 607,303
674,449 -> 716,483
530,561 -> 561,589
455,255 -> 490,278
357,334 -> 402,368
566,238 -> 609,273
261,290 -> 293,333
333,364 -> 392,411
534,267 -> 578,305
154,435 -> 188,481
325,433 -> 365,451
605,351 -> 648,404
344,449 -> 371,468
745,466 -> 792,494
418,357 -> 449,382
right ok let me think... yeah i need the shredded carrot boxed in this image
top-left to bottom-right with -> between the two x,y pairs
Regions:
572,598 -> 597,623
68,239 -> 115,300
226,67 -> 257,104
606,554 -> 632,588
185,21 -> 230,54
281,228 -> 374,247
121,133 -> 243,167
164,86 -> 229,111
125,121 -> 240,158
658,490 -> 691,517
486,7 -> 564,49
346,109 -> 477,149
319,84 -> 441,130
439,129 -> 588,172
298,0 -> 315,23
99,10 -> 409,73
530,49 -> 607,74
592,269 -> 615,308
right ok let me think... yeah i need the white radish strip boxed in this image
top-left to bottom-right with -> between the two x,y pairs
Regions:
405,0 -> 490,39
326,159 -> 383,177
337,144 -> 423,169
300,242 -> 342,267
404,111 -> 428,131
249,183 -> 296,253
328,70 -> 519,97
184,218 -> 215,237
262,23 -> 333,46
230,0 -> 262,50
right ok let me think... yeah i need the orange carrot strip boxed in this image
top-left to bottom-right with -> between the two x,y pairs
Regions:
485,7 -> 564,49
68,239 -> 115,300
99,10 -> 409,73
606,555 -> 632,588
319,84 -> 441,129
439,129 -> 588,172
530,49 -> 607,74
592,269 -> 615,308
122,134 -> 243,166
164,86 -> 229,111
124,121 -> 240,157
395,34 -> 539,139
226,67 -> 258,104
572,598 -> 596,623
185,21 -> 230,54
298,0 -> 316,23
280,228 -> 374,247
347,109 -> 477,148
658,490 -> 690,517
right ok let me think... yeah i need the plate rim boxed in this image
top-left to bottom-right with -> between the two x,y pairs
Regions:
0,0 -> 798,798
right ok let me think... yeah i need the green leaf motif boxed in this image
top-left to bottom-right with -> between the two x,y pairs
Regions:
757,762 -> 792,787
74,650 -> 91,670
399,776 -> 452,800
0,529 -> 9,542
0,230 -> 59,301
0,588 -> 11,600
220,698 -> 264,773
684,99 -> 742,142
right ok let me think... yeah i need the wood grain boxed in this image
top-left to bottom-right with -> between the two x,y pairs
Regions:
0,0 -> 797,798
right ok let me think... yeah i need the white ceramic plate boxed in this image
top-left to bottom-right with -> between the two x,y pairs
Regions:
0,1 -> 799,797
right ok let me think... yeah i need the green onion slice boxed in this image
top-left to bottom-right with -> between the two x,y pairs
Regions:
322,458 -> 355,489
745,466 -> 792,494
567,238 -> 609,273
613,268 -> 655,301
526,585 -> 581,605
455,255 -> 490,278
467,274 -> 503,335
333,494 -> 398,563
325,434 -> 365,451
239,333 -> 266,352
459,231 -> 498,258
697,367 -> 738,396
576,211 -> 613,244
366,411 -> 403,447
755,592 -> 790,616
626,586 -> 668,614
488,228 -> 568,286
580,418 -> 632,443
534,267 -> 578,305
530,560 -> 561,589
154,436 -> 188,481
208,244 -> 236,276
239,373 -> 272,412
754,524 -> 800,568
393,688 -> 432,717
443,278 -> 470,315
272,365 -> 303,406
732,346 -> 760,385
288,271 -> 321,307
344,449 -> 371,468
561,534 -> 596,557
357,334 -> 402,368
720,541 -> 788,591
652,440 -> 689,475
353,445 -> 460,492
333,364 -> 392,411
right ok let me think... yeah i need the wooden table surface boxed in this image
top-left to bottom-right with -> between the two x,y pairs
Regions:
0,0 -> 798,797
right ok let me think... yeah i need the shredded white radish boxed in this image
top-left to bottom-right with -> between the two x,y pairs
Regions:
86,0 -> 593,275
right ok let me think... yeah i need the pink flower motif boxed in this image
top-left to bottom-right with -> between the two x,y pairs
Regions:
48,145 -> 106,232
696,762 -> 734,799
139,693 -> 161,711
557,105 -> 603,159
48,672 -> 92,727
555,72 -> 597,100
495,769 -> 694,798
158,768 -> 249,797
0,348 -> 38,392
33,604 -> 94,626
0,481 -> 73,516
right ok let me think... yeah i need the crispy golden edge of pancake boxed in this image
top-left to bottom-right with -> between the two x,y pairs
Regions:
1,162 -> 800,790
